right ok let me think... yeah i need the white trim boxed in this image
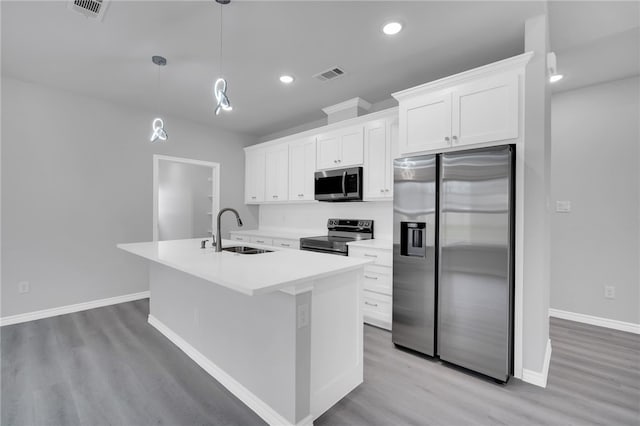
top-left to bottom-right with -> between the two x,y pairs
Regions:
152,155 -> 221,242
245,107 -> 398,151
148,315 -> 301,426
392,51 -> 534,101
0,291 -> 150,327
521,338 -> 552,388
322,97 -> 372,115
549,308 -> 640,335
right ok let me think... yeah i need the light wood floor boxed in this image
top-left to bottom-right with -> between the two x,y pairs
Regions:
2,299 -> 639,425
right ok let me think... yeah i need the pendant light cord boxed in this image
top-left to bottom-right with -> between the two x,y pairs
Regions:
218,5 -> 223,77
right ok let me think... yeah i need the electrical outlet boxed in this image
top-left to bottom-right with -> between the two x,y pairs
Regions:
604,286 -> 616,299
556,200 -> 571,213
18,281 -> 30,294
297,303 -> 309,329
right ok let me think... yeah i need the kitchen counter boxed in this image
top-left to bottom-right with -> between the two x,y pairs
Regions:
117,238 -> 370,296
118,238 -> 367,426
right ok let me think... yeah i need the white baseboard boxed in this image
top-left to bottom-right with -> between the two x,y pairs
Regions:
549,308 -> 640,334
521,338 -> 552,388
148,315 -> 301,426
0,291 -> 150,327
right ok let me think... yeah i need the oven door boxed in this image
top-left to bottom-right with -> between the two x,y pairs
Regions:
314,167 -> 363,202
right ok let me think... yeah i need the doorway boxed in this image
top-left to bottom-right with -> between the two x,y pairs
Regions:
153,155 -> 220,241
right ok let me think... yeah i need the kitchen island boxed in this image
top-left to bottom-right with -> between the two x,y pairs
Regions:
117,238 -> 370,426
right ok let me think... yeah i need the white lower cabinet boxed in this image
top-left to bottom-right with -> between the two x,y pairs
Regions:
250,236 -> 273,246
273,238 -> 300,250
229,232 -> 300,250
349,245 -> 392,330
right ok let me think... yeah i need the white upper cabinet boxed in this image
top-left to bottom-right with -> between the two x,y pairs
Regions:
288,137 -> 316,201
363,118 -> 397,200
403,92 -> 453,153
452,73 -> 518,147
245,148 -> 265,204
316,125 -> 364,170
264,144 -> 289,202
394,53 -> 530,156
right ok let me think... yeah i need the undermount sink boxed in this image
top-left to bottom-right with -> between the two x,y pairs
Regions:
222,246 -> 273,255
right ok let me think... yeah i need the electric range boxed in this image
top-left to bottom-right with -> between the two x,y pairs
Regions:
300,218 -> 374,256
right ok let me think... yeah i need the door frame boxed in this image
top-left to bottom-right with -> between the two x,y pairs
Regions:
152,155 -> 221,241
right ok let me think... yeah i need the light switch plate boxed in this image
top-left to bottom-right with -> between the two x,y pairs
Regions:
556,200 -> 571,213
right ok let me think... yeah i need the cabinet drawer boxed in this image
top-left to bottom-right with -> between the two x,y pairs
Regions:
363,265 -> 392,295
363,290 -> 392,330
250,236 -> 273,245
349,246 -> 392,267
273,238 -> 300,250
231,234 -> 249,242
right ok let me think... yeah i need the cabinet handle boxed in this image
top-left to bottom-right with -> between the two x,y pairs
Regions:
444,136 -> 450,144
333,160 -> 338,164
364,253 -> 378,258
380,189 -> 384,193
364,275 -> 378,280
298,193 -> 304,197
272,195 -> 278,199
365,301 -> 379,307
385,189 -> 390,192
452,135 -> 458,144
256,240 -> 265,243
338,159 -> 342,163
280,243 -> 290,247
251,196 -> 257,199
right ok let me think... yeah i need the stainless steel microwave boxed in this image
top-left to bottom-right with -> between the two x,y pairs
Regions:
314,167 -> 363,202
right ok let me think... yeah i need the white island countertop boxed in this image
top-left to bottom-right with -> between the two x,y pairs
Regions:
117,238 -> 370,296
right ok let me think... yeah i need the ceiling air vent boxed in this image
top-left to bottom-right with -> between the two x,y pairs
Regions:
313,67 -> 346,82
67,0 -> 109,21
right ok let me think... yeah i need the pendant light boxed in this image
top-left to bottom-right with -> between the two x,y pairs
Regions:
150,55 -> 169,142
214,0 -> 232,115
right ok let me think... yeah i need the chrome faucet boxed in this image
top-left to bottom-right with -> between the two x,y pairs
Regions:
216,208 -> 243,252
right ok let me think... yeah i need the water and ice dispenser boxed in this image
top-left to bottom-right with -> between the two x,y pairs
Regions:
400,222 -> 427,258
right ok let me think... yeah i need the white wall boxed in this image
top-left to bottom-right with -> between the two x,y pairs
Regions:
259,201 -> 393,240
551,76 -> 640,324
1,78 -> 258,317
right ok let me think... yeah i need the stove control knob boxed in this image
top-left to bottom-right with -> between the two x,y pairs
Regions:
364,221 -> 370,227
357,221 -> 363,227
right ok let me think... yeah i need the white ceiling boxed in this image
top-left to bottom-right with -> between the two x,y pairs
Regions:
2,1 -> 638,138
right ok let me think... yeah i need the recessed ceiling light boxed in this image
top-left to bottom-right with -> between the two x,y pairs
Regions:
279,75 -> 295,84
382,22 -> 403,35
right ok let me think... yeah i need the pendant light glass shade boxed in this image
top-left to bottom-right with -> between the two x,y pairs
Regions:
214,77 -> 232,115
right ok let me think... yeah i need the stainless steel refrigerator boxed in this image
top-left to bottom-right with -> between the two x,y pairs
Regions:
392,145 -> 514,382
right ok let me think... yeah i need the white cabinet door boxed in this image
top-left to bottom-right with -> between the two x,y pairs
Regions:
400,92 -> 452,155
265,145 -> 289,202
289,138 -> 316,201
388,117 -> 399,198
452,73 -> 518,147
316,125 -> 364,170
363,119 -> 390,200
339,126 -> 364,167
245,149 -> 265,204
316,133 -> 341,170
